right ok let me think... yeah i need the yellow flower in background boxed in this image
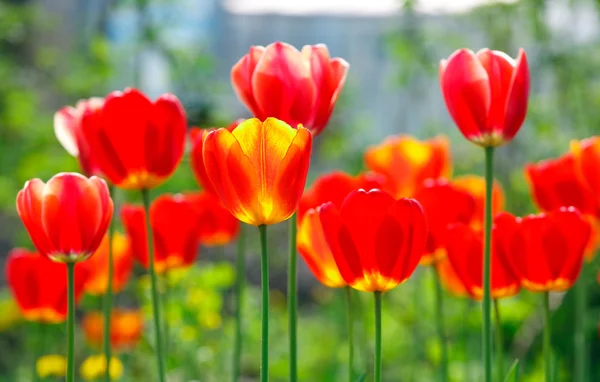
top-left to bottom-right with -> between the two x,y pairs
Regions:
0,294 -> 21,332
80,355 -> 123,381
37,355 -> 67,378
198,311 -> 222,329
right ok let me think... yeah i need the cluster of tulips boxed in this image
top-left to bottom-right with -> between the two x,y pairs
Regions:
5,40 -> 600,382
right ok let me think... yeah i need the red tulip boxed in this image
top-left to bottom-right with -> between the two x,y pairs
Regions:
82,310 -> 143,351
231,42 -> 349,135
319,189 -> 427,292
54,98 -> 104,176
445,220 -> 520,300
82,232 -> 133,295
16,173 -> 113,263
6,249 -> 88,323
80,88 -> 187,190
413,179 -> 476,265
571,136 -> 600,210
297,171 -> 384,288
189,120 -> 243,197
495,208 -> 591,292
121,194 -> 201,273
439,48 -> 529,147
436,258 -> 468,298
364,135 -> 451,198
453,175 -> 505,230
184,191 -> 240,246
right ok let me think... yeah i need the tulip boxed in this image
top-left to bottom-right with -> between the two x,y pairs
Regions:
413,179 -> 476,265
121,194 -> 202,273
189,120 -> 243,197
319,189 -> 426,382
453,175 -> 505,229
184,191 -> 240,246
80,88 -> 187,190
231,42 -> 349,136
6,249 -> 88,323
82,310 -> 143,351
435,258 -> 468,298
439,48 -> 529,147
364,135 -> 451,198
54,98 -> 104,176
82,233 -> 132,296
80,355 -> 123,381
203,117 -> 312,226
572,136 -> 600,207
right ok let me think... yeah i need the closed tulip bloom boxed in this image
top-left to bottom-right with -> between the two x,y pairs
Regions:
364,135 -> 451,198
445,221 -> 520,300
525,152 -> 598,217
231,42 -> 349,135
319,189 -> 427,292
185,191 -> 239,246
80,88 -> 187,190
82,310 -> 143,351
189,120 -> 243,197
121,194 -> 201,273
54,98 -> 104,176
453,175 -> 505,229
6,249 -> 88,323
436,258 -> 469,298
440,48 -> 529,147
297,171 -> 384,288
16,173 -> 113,263
203,117 -> 312,226
496,208 -> 591,292
83,233 -> 133,295
413,179 -> 476,265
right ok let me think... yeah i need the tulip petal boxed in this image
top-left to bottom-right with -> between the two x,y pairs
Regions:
476,49 -> 515,134
54,107 -> 79,156
231,45 -> 266,119
16,179 -> 54,256
503,49 -> 530,141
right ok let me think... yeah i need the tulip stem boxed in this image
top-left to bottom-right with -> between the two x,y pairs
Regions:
432,266 -> 448,382
66,262 -> 75,382
258,225 -> 269,382
493,299 -> 504,382
163,270 -> 170,358
141,189 -> 166,382
574,276 -> 586,382
543,292 -> 552,382
482,146 -> 494,382
103,184 -> 115,382
345,287 -> 354,382
32,322 -> 44,382
233,224 -> 246,382
288,213 -> 298,382
374,291 -> 382,382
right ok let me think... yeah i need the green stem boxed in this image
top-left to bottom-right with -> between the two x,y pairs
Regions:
345,287 -> 354,382
141,189 -> 166,382
482,146 -> 494,382
233,224 -> 246,382
432,266 -> 448,382
543,292 -> 552,382
66,262 -> 75,382
163,270 -> 170,359
288,213 -> 298,382
32,322 -> 44,382
574,276 -> 586,382
493,299 -> 504,382
103,185 -> 115,382
258,225 -> 269,382
374,291 -> 382,382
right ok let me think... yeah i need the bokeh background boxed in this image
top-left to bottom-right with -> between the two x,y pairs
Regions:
0,0 -> 599,381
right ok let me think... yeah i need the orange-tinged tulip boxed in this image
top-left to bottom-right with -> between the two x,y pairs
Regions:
413,179 -> 476,265
525,152 -> 598,217
445,221 -> 520,300
453,175 -> 505,229
82,310 -> 143,351
571,136 -> 600,209
231,42 -> 349,136
203,118 -> 312,226
297,171 -> 384,288
6,249 -> 88,323
54,98 -> 104,176
16,173 -> 114,263
495,208 -> 591,292
82,233 -> 133,295
364,135 -> 451,198
436,258 -> 468,298
189,120 -> 243,197
121,194 -> 201,273
185,191 -> 240,246
440,48 -> 529,147
319,189 -> 427,292
80,88 -> 187,190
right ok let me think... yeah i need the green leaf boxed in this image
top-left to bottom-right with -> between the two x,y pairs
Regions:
504,359 -> 520,382
355,372 -> 367,382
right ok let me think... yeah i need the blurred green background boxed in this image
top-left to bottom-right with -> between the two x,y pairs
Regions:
0,0 -> 599,381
